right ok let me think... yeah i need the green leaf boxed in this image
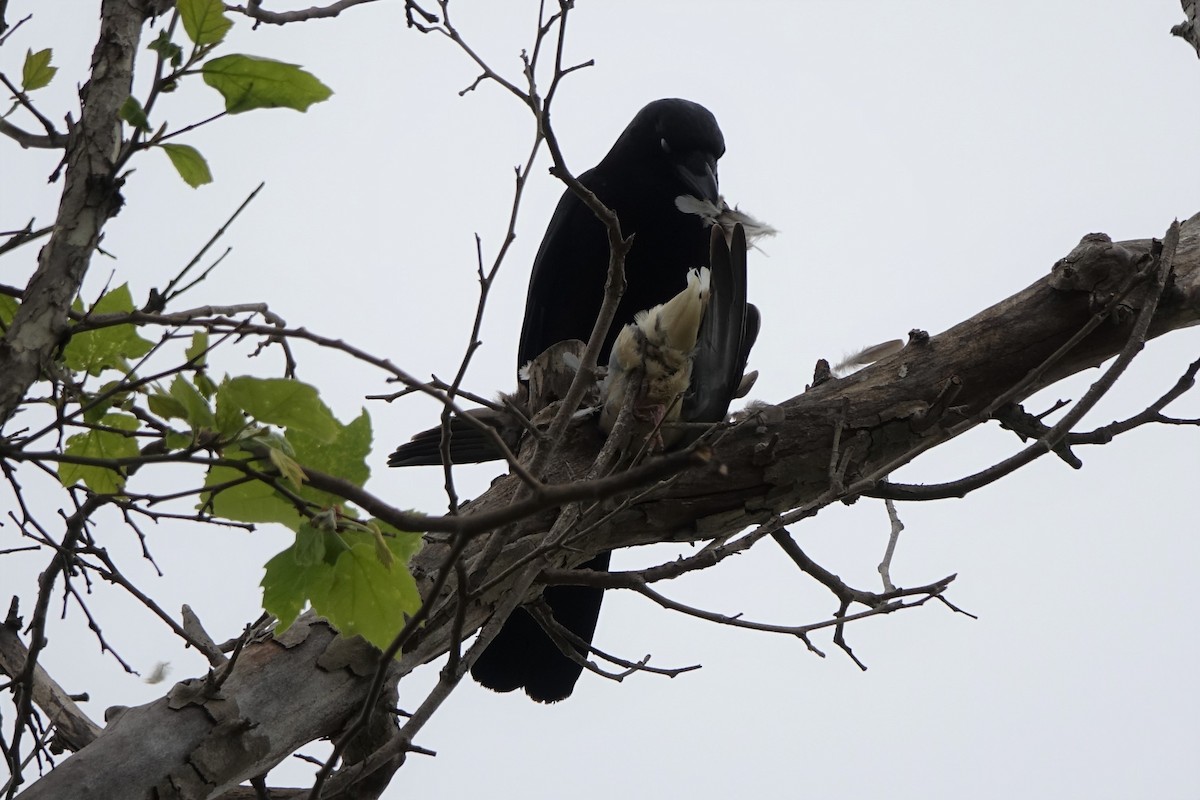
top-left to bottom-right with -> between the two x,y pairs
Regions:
293,522 -> 328,566
260,519 -> 421,643
289,410 -> 371,510
62,284 -> 155,376
58,413 -> 140,493
223,377 -> 339,442
81,384 -> 123,425
169,375 -> 216,430
201,444 -> 303,530
119,96 -> 151,131
261,544 -> 331,630
289,410 -> 370,483
373,519 -> 423,566
201,54 -> 332,114
268,446 -> 307,487
308,538 -> 421,649
22,48 -> 56,92
194,371 -> 218,399
165,431 -> 193,451
148,391 -> 189,421
370,524 -> 394,568
214,387 -> 247,438
253,429 -> 295,457
0,295 -> 19,328
185,332 -> 209,367
147,29 -> 184,68
160,144 -> 213,188
178,0 -> 233,46
99,381 -> 132,408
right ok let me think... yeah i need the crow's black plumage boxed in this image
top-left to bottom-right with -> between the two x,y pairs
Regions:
470,100 -> 734,703
683,224 -> 759,431
386,395 -> 525,468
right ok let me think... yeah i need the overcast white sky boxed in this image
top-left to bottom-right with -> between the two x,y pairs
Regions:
4,2 -> 1200,798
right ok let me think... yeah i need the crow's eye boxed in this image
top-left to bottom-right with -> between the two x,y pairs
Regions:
660,137 -> 671,154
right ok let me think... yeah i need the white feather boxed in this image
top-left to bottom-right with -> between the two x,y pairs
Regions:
833,339 -> 905,376
675,195 -> 778,249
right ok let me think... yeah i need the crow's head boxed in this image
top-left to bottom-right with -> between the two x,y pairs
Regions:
602,98 -> 724,203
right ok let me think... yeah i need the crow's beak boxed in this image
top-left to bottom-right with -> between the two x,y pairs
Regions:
675,151 -> 719,203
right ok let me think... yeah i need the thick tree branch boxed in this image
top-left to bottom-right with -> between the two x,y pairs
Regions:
0,0 -> 148,427
402,215 -> 1200,668
0,117 -> 65,149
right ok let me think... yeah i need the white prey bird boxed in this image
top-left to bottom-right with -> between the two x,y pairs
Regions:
600,267 -> 711,450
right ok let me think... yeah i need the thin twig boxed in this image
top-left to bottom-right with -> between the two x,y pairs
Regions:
879,496 -> 903,592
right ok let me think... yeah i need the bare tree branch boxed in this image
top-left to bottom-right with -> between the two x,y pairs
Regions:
0,603 -> 102,754
228,0 -> 382,26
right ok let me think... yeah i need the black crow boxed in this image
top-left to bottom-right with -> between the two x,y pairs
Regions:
468,99 -> 728,703
471,225 -> 760,703
392,99 -> 738,702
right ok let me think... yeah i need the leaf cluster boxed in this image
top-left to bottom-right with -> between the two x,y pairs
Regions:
6,0 -> 331,187
10,279 -> 422,652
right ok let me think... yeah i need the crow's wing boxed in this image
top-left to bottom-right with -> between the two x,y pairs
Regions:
683,223 -> 754,428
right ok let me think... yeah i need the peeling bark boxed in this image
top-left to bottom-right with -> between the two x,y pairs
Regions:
18,619 -> 383,800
